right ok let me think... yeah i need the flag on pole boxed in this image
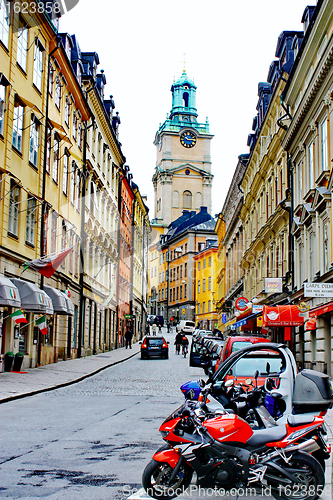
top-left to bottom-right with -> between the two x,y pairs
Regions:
21,247 -> 73,278
35,315 -> 48,335
9,309 -> 28,324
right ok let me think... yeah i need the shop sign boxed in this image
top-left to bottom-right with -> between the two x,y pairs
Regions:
234,318 -> 247,328
297,301 -> 310,312
265,278 -> 282,293
252,304 -> 263,313
235,297 -> 249,311
221,313 -> 227,323
304,283 -> 333,298
124,314 -> 132,319
182,308 -> 185,314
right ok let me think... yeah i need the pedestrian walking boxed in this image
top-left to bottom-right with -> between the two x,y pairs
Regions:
125,326 -> 133,349
174,331 -> 183,354
152,323 -> 157,336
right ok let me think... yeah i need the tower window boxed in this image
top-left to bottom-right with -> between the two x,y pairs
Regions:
183,190 -> 192,209
183,92 -> 189,108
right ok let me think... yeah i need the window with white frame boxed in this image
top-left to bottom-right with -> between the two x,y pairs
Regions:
33,41 -> 44,91
0,83 -> 6,135
76,169 -> 81,211
308,142 -> 314,189
321,118 -> 328,172
50,212 -> 57,253
309,232 -> 315,280
26,197 -> 36,245
17,22 -> 28,71
65,97 -> 70,126
72,112 -> 77,141
208,276 -> 211,290
12,99 -> 24,152
0,0 -> 9,47
52,135 -> 59,182
29,116 -> 40,166
203,278 -> 206,292
323,223 -> 329,273
63,151 -> 69,195
8,181 -> 20,236
70,162 -> 76,205
55,76 -> 61,109
46,126 -> 51,173
208,300 -> 211,312
48,63 -> 54,95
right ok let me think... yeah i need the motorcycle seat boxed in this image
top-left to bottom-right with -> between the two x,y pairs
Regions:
287,414 -> 315,427
246,425 -> 287,446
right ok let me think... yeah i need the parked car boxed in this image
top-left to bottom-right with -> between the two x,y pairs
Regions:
178,320 -> 196,334
140,336 -> 169,359
146,315 -> 155,325
219,334 -> 270,363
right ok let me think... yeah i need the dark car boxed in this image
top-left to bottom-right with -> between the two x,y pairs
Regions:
189,336 -> 222,368
140,336 -> 169,359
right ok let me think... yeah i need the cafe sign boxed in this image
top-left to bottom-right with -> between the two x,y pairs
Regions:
304,283 -> 333,298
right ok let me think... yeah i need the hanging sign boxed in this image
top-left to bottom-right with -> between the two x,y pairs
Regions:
304,283 -> 333,298
235,297 -> 249,311
265,278 -> 282,293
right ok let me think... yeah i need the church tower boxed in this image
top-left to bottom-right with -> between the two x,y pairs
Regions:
152,70 -> 214,226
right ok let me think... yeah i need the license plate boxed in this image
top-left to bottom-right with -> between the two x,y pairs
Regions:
149,347 -> 159,350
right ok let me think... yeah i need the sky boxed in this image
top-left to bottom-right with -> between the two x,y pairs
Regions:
59,0 -> 311,218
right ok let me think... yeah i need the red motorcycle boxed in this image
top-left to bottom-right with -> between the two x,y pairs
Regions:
142,401 -> 328,500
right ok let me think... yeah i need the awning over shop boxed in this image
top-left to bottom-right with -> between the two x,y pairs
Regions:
305,318 -> 316,331
309,301 -> 333,318
41,291 -> 54,315
263,305 -> 305,327
64,295 -> 74,316
10,279 -> 47,313
0,277 -> 21,307
43,285 -> 68,315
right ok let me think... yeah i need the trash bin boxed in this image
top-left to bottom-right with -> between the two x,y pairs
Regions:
13,352 -> 24,372
4,352 -> 14,372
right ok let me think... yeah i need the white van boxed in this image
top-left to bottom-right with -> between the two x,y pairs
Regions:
178,320 -> 196,335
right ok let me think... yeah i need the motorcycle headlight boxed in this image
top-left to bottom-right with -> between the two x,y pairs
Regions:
160,431 -> 169,439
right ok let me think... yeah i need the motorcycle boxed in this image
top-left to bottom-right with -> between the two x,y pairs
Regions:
142,397 -> 328,500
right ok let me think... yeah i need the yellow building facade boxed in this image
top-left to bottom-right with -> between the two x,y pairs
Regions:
194,242 -> 219,330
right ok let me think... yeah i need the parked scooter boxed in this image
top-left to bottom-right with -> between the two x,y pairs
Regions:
142,396 -> 328,500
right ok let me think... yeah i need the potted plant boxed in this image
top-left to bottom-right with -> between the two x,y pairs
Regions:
4,352 -> 14,372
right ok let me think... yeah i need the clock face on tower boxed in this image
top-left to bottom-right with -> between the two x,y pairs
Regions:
180,131 -> 197,148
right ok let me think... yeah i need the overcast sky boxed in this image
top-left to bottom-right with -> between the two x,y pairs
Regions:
60,0 -> 311,218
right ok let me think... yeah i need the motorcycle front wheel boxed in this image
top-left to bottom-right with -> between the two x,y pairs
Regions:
142,459 -> 193,500
269,451 -> 325,500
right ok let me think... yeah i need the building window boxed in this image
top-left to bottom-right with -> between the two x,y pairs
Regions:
198,261 -> 201,271
159,272 -> 161,284
176,287 -> 179,300
323,223 -> 329,272
321,118 -> 328,172
208,300 -> 211,312
198,280 -> 200,294
78,122 -> 82,150
208,276 -> 211,290
183,190 -> 192,209
308,142 -> 314,188
180,265 -> 183,279
12,99 -> 24,152
76,169 -> 81,211
203,279 -> 206,292
180,285 -> 182,300
29,116 -> 40,167
33,41 -> 44,91
172,190 -> 179,208
50,212 -> 57,253
63,152 -> 69,195
184,284 -> 187,298
8,182 -> 20,236
61,222 -> 66,267
310,232 -> 315,280
197,303 -> 200,314
203,302 -> 206,313
52,136 -> 59,182
0,83 -> 6,136
203,259 -> 206,268
70,162 -> 76,205
26,197 -> 36,245
185,243 -> 187,253
173,288 -> 175,301
0,0 -> 9,47
46,127 -> 51,173
55,76 -> 61,109
65,96 -> 70,126
48,63 -> 54,95
17,22 -> 28,71
72,113 -> 77,141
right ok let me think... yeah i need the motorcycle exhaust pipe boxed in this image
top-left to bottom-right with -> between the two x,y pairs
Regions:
263,438 -> 319,462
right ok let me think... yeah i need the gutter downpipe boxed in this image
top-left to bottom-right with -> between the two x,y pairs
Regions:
78,84 -> 95,359
38,41 -> 60,366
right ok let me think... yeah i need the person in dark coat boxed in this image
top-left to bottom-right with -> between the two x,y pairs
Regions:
125,326 -> 133,349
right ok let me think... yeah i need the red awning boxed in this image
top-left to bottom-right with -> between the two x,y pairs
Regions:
305,318 -> 316,331
263,305 -> 305,327
309,301 -> 333,318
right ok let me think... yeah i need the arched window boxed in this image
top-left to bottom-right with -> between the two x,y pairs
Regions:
195,192 -> 202,209
172,190 -> 179,208
183,190 -> 192,209
183,92 -> 189,108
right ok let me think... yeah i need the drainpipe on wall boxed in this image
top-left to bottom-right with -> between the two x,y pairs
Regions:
38,41 -> 60,366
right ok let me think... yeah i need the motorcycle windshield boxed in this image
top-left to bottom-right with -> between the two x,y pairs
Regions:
161,403 -> 188,425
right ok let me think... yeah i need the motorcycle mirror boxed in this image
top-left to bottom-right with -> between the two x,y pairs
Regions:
266,362 -> 271,375
254,370 -> 259,388
225,379 -> 234,388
